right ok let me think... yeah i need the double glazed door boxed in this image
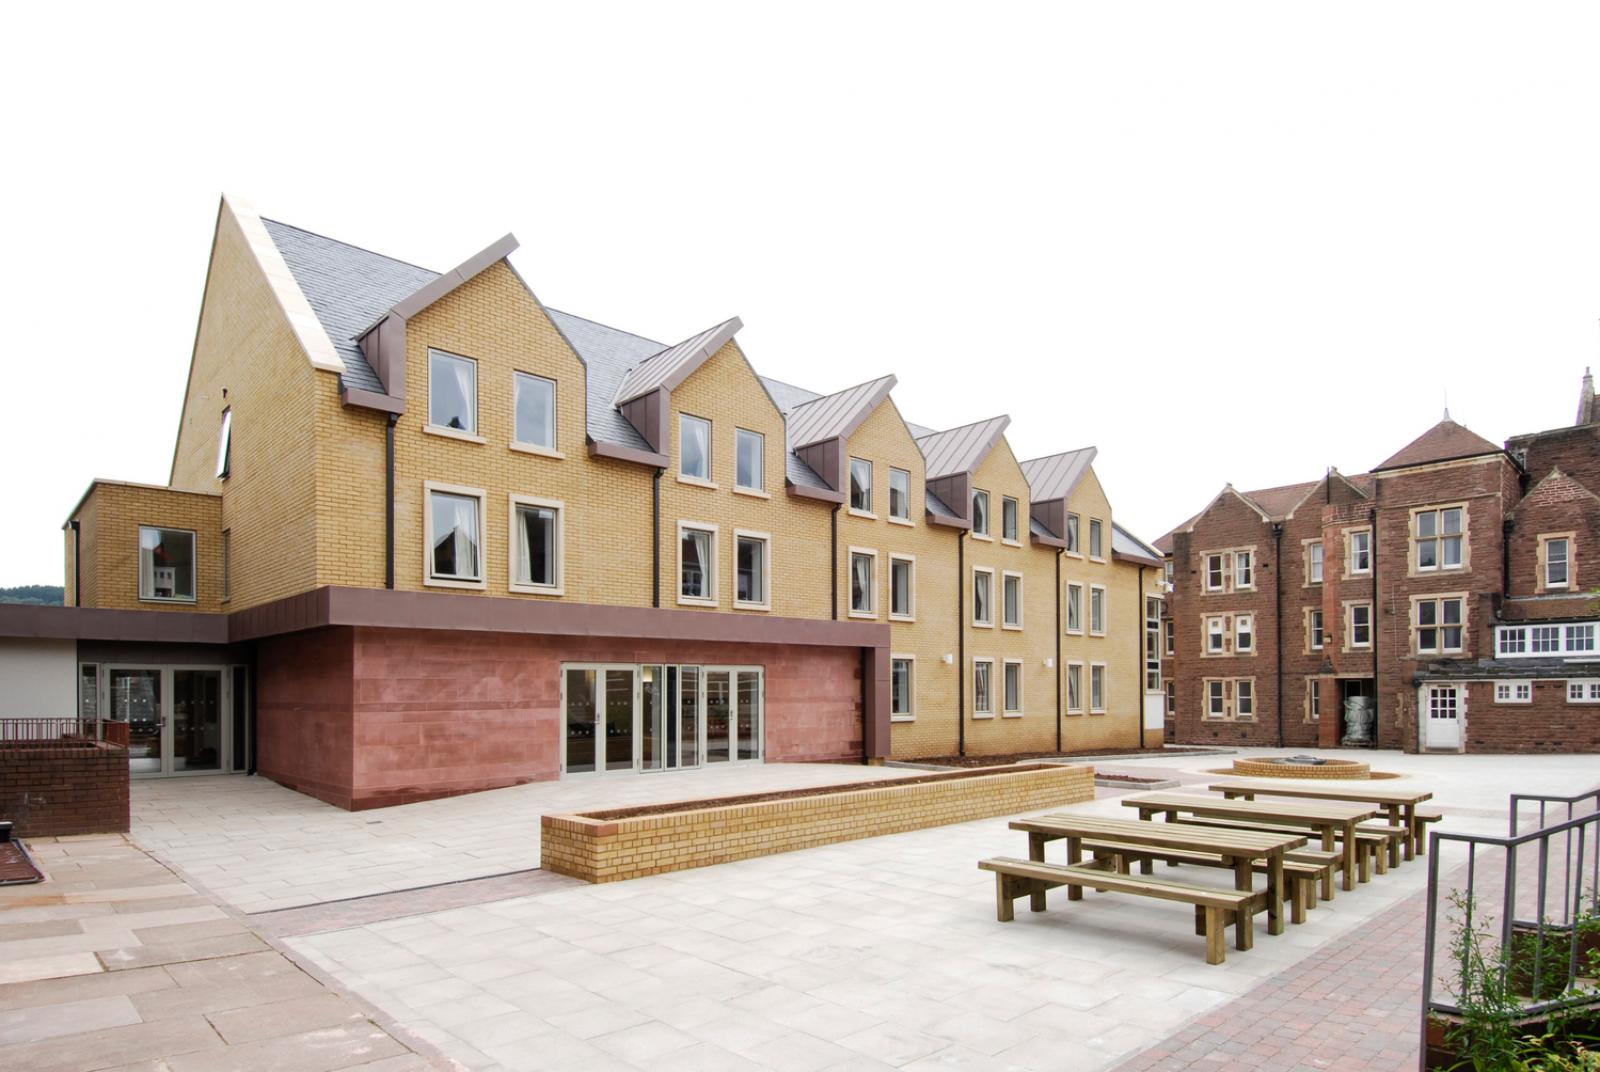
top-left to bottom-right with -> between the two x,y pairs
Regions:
103,666 -> 246,776
562,664 -> 762,775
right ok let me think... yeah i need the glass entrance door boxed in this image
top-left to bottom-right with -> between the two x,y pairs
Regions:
563,665 -> 637,774
172,670 -> 223,772
110,668 -> 162,775
561,663 -> 761,775
105,666 -> 244,776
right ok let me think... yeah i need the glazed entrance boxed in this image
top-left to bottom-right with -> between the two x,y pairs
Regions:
561,663 -> 764,775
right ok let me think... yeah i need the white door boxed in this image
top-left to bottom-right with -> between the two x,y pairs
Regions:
1424,685 -> 1462,749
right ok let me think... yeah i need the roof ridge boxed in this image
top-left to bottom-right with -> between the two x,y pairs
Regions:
260,218 -> 439,276
1020,445 -> 1096,466
914,414 -> 1009,441
545,307 -> 664,348
789,372 -> 895,409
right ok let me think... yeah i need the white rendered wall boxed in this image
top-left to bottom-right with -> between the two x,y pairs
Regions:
0,638 -> 76,718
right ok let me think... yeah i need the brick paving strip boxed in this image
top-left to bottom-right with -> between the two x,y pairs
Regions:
250,870 -> 582,939
0,833 -> 442,1072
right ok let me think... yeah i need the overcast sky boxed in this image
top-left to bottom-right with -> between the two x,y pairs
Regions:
4,3 -> 1598,588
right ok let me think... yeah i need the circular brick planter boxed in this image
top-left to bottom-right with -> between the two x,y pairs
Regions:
1228,757 -> 1371,779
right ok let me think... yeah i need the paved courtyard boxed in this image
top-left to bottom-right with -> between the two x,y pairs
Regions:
7,748 -> 1596,1070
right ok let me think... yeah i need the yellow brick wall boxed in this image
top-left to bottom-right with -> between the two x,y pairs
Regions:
655,339 -> 833,616
1060,466 -> 1142,750
166,203 -> 321,610
68,483 -> 223,612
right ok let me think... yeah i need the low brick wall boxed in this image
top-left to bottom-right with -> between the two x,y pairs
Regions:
1228,757 -> 1371,779
542,763 -> 1094,883
0,742 -> 130,837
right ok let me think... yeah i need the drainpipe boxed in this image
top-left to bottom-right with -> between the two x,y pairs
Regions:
831,503 -> 841,620
1369,503 -> 1380,748
69,520 -> 81,606
1137,565 -> 1147,750
1055,549 -> 1063,753
384,413 -> 398,589
957,529 -> 966,757
1272,522 -> 1285,748
652,468 -> 663,608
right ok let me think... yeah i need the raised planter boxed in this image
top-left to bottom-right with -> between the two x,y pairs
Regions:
541,763 -> 1094,883
1228,757 -> 1371,779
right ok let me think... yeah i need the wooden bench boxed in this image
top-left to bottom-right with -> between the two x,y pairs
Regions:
1173,817 -> 1384,883
978,856 -> 1257,964
1414,808 -> 1443,854
1285,848 -> 1340,902
1080,839 -> 1319,924
1356,822 -> 1409,869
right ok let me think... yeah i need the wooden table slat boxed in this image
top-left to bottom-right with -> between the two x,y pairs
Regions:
1206,780 -> 1433,806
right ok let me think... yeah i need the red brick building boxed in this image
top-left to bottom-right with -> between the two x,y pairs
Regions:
1158,371 -> 1600,753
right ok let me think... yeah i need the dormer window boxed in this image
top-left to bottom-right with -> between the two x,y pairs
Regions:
972,490 -> 990,537
849,458 -> 873,514
215,408 -> 232,480
679,415 -> 711,481
428,350 -> 477,433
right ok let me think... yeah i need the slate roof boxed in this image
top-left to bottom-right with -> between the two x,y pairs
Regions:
916,416 -> 1011,479
261,219 -> 436,393
1239,480 -> 1320,520
786,375 -> 897,449
925,488 -> 962,521
542,310 -> 661,452
1112,523 -> 1163,563
1019,447 -> 1097,503
1373,418 -> 1503,472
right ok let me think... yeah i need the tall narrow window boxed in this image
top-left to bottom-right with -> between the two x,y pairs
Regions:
511,498 -> 562,592
1145,597 -> 1162,692
220,529 -> 231,602
1090,664 -> 1106,712
1089,585 -> 1106,635
1003,661 -> 1022,715
428,350 -> 477,433
679,524 -> 715,602
735,429 -> 764,492
888,468 -> 910,521
1544,537 -> 1571,589
891,657 -> 914,719
1205,554 -> 1226,591
1415,597 -> 1464,654
1234,550 -> 1254,590
1065,582 -> 1082,633
1164,617 -> 1175,655
1348,603 -> 1372,648
1235,613 -> 1254,653
973,568 -> 993,625
1002,572 -> 1023,629
679,415 -> 711,480
1307,540 -> 1324,584
1349,530 -> 1372,575
1206,615 -> 1226,654
973,659 -> 994,715
1207,680 -> 1227,719
1309,608 -> 1324,651
1089,519 -> 1103,558
513,372 -> 556,449
1236,679 -> 1255,719
1307,679 -> 1322,720
735,533 -> 769,608
426,488 -> 483,585
1002,497 -> 1019,542
850,550 -> 876,616
889,555 -> 915,620
1066,514 -> 1080,554
972,490 -> 990,536
849,458 -> 872,513
1067,663 -> 1083,712
216,407 -> 232,479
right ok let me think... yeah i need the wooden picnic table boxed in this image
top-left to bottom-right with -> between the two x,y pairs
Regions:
1121,792 -> 1378,892
1010,813 -> 1306,936
1207,780 -> 1434,861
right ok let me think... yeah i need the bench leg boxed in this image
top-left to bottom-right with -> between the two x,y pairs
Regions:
1291,877 -> 1307,925
1066,838 -> 1083,901
1266,857 -> 1284,936
1358,843 -> 1372,884
1379,836 -> 1395,873
1194,905 -> 1207,937
1235,902 -> 1254,952
995,874 -> 1017,922
1204,906 -> 1226,965
1340,826 -> 1357,892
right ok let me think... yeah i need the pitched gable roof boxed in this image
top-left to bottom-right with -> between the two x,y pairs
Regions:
1112,523 -> 1163,565
1239,480 -> 1321,520
787,375 -> 898,449
916,416 -> 1010,479
1019,447 -> 1097,503
612,318 -> 743,405
1373,418 -> 1503,472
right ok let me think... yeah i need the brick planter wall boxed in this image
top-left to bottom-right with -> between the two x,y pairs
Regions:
0,742 -> 130,837
542,763 -> 1094,883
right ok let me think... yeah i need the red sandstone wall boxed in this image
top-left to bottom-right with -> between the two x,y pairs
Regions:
255,628 -> 357,809
0,743 -> 129,836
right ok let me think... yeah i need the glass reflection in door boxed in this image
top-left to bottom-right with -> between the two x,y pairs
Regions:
641,666 -> 664,771
111,669 -> 161,774
172,670 -> 223,772
603,669 -> 635,771
705,671 -> 731,763
564,668 -> 597,773
737,672 -> 762,760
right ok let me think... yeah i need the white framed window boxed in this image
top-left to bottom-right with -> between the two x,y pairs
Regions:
891,656 -> 915,721
1234,550 -> 1254,591
1065,582 -> 1083,634
1234,613 -> 1254,654
888,468 -> 911,522
215,408 -> 232,479
1306,678 -> 1321,721
1347,603 -> 1372,649
1414,596 -> 1465,654
735,429 -> 764,493
1002,497 -> 1020,543
1206,614 -> 1227,654
1164,617 -> 1175,655
1003,660 -> 1023,716
1414,506 -> 1465,572
1089,519 -> 1104,559
973,658 -> 995,717
1236,679 -> 1255,719
1002,571 -> 1023,629
1145,597 -> 1163,692
677,521 -> 717,605
733,530 -> 771,610
1568,680 -> 1600,704
1205,553 -> 1226,592
509,494 -> 563,594
1066,662 -> 1084,713
1541,535 -> 1572,590
1568,624 -> 1597,653
889,554 -> 916,621
1206,679 -> 1228,720
1166,680 -> 1176,715
1498,626 -> 1528,655
138,526 -> 197,602
424,482 -> 486,588
513,372 -> 556,451
1347,529 -> 1372,576
1495,681 -> 1533,705
973,566 -> 994,626
679,415 -> 712,482
1308,608 -> 1324,652
972,490 -> 990,537
427,349 -> 478,436
1306,540 -> 1323,584
1090,663 -> 1106,713
849,548 -> 878,617
1065,513 -> 1081,555
1531,625 -> 1562,653
849,458 -> 873,515
1089,584 -> 1107,636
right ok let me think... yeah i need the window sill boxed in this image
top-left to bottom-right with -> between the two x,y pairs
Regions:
890,714 -> 916,723
424,425 -> 487,445
1065,709 -> 1084,717
971,712 -> 996,720
677,595 -> 717,607
888,516 -> 915,527
509,441 -> 564,459
1064,551 -> 1084,560
971,533 -> 993,543
677,475 -> 719,490
1002,711 -> 1024,719
972,621 -> 994,629
1065,629 -> 1084,637
734,601 -> 771,612
425,576 -> 486,591
889,613 -> 915,623
848,509 -> 877,520
733,486 -> 770,499
1002,539 -> 1023,548
509,582 -> 564,596
139,596 -> 198,605
1089,556 -> 1107,565
848,609 -> 879,620
1088,709 -> 1107,716
1089,631 -> 1107,639
1002,623 -> 1023,632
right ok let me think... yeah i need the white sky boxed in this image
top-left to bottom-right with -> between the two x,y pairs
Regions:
4,2 -> 1598,588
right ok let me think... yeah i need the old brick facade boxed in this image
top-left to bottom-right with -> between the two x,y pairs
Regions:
0,740 -> 129,837
1160,370 -> 1600,754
